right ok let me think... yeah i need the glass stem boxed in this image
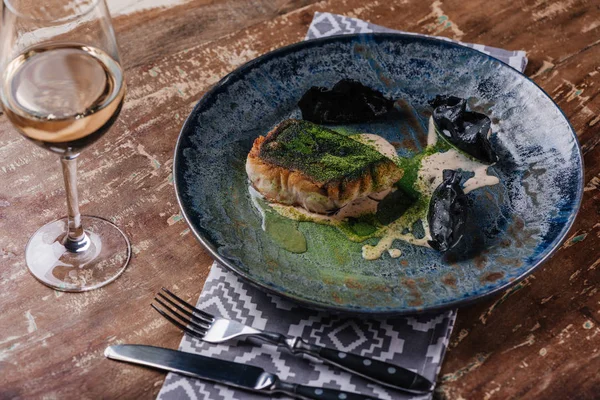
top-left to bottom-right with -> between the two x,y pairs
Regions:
61,155 -> 89,253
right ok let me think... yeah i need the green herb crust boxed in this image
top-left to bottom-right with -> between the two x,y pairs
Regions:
259,119 -> 390,183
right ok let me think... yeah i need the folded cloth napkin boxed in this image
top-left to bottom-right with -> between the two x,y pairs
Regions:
306,12 -> 528,71
158,13 -> 527,400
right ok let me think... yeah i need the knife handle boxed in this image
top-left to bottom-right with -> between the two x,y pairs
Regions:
274,381 -> 375,400
290,338 -> 432,394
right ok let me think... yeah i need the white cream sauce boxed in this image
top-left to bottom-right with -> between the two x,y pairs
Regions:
361,214 -> 432,260
351,133 -> 399,161
249,185 -> 268,229
427,117 -> 438,147
418,149 -> 500,195
388,248 -> 402,258
423,117 -> 499,194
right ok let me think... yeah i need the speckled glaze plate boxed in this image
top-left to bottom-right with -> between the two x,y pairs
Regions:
174,34 -> 583,315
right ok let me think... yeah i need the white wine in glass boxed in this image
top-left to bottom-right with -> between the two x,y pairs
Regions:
0,0 -> 131,291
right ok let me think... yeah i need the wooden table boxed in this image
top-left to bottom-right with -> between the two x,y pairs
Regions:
1,0 -> 599,398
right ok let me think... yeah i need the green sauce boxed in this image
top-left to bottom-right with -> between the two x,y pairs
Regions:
250,189 -> 307,253
339,215 -> 379,238
395,139 -> 451,197
264,213 -> 307,253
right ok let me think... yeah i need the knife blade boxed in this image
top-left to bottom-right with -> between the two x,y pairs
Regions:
105,345 -> 377,400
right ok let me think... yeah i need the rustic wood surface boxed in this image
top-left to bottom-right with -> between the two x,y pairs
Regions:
1,0 -> 599,398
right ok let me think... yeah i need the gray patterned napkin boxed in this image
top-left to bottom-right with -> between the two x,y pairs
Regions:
306,12 -> 528,71
158,263 -> 456,400
157,13 -> 527,400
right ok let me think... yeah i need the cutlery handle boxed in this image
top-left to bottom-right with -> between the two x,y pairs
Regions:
292,339 -> 432,393
274,381 -> 375,400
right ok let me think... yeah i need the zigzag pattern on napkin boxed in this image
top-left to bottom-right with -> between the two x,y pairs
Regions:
159,263 -> 454,400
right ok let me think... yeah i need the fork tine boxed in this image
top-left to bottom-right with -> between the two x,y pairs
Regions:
161,287 -> 215,321
156,293 -> 212,327
154,298 -> 211,333
151,304 -> 207,339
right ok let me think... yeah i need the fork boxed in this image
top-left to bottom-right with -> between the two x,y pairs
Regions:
152,288 -> 433,394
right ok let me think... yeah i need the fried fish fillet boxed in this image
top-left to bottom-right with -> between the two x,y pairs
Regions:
246,119 -> 403,214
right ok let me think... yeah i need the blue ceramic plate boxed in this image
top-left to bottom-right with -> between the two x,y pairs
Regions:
174,34 -> 583,315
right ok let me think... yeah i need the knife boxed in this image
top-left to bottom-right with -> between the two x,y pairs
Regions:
105,345 -> 378,400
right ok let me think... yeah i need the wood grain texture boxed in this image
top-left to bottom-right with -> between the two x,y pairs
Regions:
0,0 -> 599,399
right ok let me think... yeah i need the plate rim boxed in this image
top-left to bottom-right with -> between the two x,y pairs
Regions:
172,32 -> 584,315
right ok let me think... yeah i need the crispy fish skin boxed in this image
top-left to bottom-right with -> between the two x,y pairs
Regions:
246,120 -> 403,214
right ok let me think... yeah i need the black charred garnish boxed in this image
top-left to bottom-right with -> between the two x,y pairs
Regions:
428,170 -> 468,252
429,95 -> 498,164
298,79 -> 395,124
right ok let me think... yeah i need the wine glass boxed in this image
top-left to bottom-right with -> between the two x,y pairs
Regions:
0,0 -> 131,291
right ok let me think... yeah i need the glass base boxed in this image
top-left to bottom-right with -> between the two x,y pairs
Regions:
25,216 -> 131,292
